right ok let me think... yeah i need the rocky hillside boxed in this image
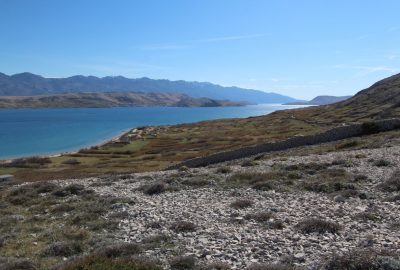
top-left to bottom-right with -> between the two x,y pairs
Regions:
0,72 -> 299,104
276,73 -> 400,125
285,95 -> 352,105
0,92 -> 243,109
1,130 -> 400,269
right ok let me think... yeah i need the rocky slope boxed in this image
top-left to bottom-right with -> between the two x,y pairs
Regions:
1,129 -> 400,269
285,95 -> 352,105
0,92 -> 243,108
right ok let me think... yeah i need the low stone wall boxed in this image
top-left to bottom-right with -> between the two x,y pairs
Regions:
167,118 -> 400,170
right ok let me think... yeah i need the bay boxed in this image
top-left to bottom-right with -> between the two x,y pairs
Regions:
0,104 -> 305,159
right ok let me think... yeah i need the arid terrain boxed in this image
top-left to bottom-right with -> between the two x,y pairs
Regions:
1,127 -> 400,269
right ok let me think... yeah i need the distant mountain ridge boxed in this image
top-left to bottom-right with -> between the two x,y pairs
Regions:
0,92 -> 243,109
285,95 -> 352,105
0,72 -> 298,104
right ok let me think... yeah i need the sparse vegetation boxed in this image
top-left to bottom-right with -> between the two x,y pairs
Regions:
244,211 -> 274,222
378,170 -> 400,192
170,221 -> 197,232
321,249 -> 400,270
170,256 -> 197,270
373,158 -> 391,167
62,158 -> 81,165
296,218 -> 341,234
141,182 -> 166,195
230,198 -> 254,209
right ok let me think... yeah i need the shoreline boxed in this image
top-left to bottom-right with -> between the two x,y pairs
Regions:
0,104 -> 309,163
0,128 -> 133,163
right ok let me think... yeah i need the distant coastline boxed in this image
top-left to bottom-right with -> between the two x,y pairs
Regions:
0,92 -> 245,109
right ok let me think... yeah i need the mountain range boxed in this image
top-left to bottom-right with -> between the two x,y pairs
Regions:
0,92 -> 243,109
0,72 -> 298,104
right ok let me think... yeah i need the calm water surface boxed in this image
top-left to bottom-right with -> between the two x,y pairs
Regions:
0,104 -> 305,159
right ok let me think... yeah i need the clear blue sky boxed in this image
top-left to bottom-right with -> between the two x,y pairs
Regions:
1,0 -> 399,99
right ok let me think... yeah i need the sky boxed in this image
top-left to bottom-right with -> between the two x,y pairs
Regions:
1,0 -> 400,99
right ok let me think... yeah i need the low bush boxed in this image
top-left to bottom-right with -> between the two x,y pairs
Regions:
241,160 -> 257,167
181,178 -> 209,187
44,241 -> 82,257
170,221 -> 197,233
230,199 -> 253,209
378,170 -> 400,192
322,249 -> 400,270
93,242 -> 142,258
53,255 -> 162,270
244,211 -> 274,222
0,257 -> 36,270
142,182 -> 166,195
170,256 -> 197,270
201,261 -> 231,270
246,263 -> 299,270
62,159 -> 81,165
216,166 -> 231,174
373,159 -> 391,167
296,218 -> 341,234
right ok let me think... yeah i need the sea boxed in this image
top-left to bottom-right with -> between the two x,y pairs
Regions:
0,104 -> 306,160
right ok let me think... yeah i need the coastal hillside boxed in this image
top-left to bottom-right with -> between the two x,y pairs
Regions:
1,129 -> 400,269
287,73 -> 400,125
285,95 -> 352,105
2,73 -> 400,182
0,92 -> 243,109
0,72 -> 298,104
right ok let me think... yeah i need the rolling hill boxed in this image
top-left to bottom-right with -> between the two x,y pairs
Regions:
0,72 -> 298,104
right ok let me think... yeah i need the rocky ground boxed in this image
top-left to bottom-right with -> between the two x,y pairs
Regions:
51,141 -> 400,269
1,134 -> 400,269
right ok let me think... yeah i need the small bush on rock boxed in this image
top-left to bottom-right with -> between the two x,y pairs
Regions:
246,263 -> 299,270
142,182 -> 166,195
296,218 -> 341,234
53,255 -> 162,270
230,199 -> 253,209
373,159 -> 391,167
170,221 -> 197,233
245,211 -> 274,222
44,241 -> 82,257
379,170 -> 400,192
170,256 -> 197,270
322,249 -> 400,270
93,242 -> 142,258
0,257 -> 36,270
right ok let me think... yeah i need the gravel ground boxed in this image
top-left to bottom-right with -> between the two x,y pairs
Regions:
57,144 -> 400,269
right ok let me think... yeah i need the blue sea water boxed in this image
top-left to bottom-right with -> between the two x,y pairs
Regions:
0,104 -> 305,159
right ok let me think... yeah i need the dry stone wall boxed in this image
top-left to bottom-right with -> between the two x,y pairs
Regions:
167,118 -> 400,169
